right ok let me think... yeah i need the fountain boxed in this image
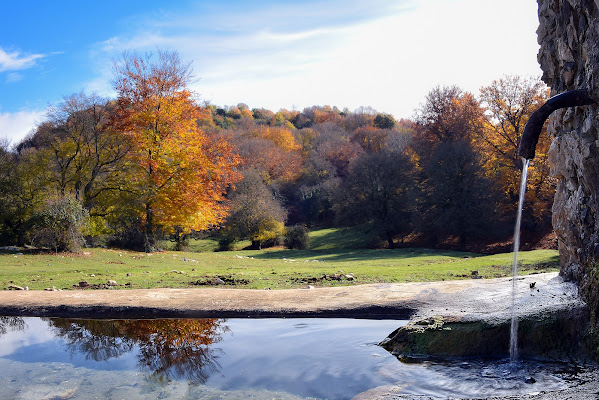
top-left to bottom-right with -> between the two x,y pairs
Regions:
513,88 -> 597,361
509,158 -> 529,361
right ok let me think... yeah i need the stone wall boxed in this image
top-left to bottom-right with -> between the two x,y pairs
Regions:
537,0 -> 599,354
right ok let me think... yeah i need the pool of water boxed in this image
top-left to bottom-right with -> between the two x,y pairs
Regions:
0,317 -> 591,399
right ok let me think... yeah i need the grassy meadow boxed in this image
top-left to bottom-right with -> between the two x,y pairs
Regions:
0,229 -> 559,291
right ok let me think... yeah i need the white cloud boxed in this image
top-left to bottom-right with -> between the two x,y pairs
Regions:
0,48 -> 45,73
193,0 -> 542,118
5,72 -> 24,83
86,0 -> 541,119
0,109 -> 45,146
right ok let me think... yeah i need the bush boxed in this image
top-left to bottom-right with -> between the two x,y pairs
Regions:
216,235 -> 235,252
32,196 -> 89,252
284,225 -> 310,250
261,233 -> 285,249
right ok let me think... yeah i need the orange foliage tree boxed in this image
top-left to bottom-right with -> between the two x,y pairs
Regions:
350,126 -> 390,153
112,50 -> 240,251
50,318 -> 228,382
478,75 -> 552,225
233,125 -> 303,183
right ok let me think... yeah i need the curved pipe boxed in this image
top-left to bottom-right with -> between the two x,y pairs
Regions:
518,89 -> 596,160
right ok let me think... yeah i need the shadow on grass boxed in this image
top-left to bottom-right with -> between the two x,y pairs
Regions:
250,247 -> 482,263
309,227 -> 375,250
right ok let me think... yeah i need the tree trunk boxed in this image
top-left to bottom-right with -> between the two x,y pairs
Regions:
144,202 -> 157,252
386,232 -> 395,249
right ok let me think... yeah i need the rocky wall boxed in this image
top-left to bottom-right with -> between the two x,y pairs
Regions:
538,0 -> 599,354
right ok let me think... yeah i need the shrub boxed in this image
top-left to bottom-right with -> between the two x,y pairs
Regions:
216,235 -> 235,252
32,196 -> 89,252
284,225 -> 310,250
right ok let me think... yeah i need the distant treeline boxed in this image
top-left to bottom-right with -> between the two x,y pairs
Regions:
0,51 -> 552,252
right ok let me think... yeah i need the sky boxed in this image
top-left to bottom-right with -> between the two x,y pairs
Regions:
0,0 -> 542,145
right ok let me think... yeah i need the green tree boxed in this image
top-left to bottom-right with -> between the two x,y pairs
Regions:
0,142 -> 47,246
419,140 -> 498,249
334,146 -> 417,248
373,113 -> 396,129
221,170 -> 286,250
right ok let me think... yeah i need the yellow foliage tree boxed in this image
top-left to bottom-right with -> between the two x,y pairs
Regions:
478,75 -> 552,222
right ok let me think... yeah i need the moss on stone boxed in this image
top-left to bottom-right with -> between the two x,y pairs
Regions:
380,308 -> 592,361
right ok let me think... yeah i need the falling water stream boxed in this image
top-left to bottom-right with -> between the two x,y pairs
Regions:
510,158 -> 530,361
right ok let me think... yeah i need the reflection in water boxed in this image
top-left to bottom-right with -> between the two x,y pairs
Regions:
47,318 -> 228,383
0,316 -> 25,335
0,317 -> 589,400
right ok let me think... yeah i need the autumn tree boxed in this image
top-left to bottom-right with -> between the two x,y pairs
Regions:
311,123 -> 363,178
50,318 -> 227,382
478,75 -> 552,227
414,86 -> 498,248
112,50 -> 240,251
415,85 -> 484,145
350,126 -> 390,153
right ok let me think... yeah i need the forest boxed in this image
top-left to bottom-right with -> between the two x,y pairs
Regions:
0,51 -> 553,253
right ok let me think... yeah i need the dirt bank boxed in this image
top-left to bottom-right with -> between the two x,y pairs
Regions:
0,272 -> 571,320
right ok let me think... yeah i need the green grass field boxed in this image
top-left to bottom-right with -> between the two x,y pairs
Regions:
0,229 -> 559,291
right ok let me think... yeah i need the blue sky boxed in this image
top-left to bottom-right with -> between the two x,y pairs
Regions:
0,0 -> 541,145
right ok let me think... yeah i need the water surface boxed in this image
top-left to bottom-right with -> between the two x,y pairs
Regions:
0,317 -> 588,399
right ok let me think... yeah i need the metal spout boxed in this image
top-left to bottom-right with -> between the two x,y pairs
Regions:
518,89 -> 596,160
